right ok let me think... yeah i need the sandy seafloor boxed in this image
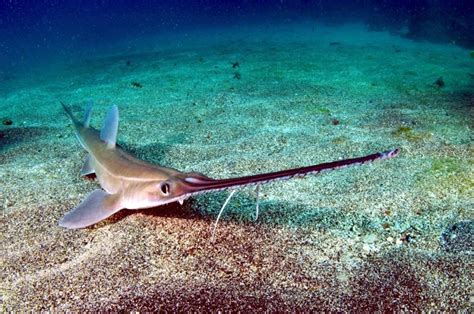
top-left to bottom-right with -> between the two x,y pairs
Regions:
1,23 -> 473,311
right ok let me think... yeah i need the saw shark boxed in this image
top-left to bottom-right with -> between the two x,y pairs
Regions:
59,102 -> 399,229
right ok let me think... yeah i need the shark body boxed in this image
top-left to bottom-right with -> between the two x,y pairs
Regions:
59,103 -> 399,229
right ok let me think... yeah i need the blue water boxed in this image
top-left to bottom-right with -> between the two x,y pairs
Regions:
1,0 -> 473,74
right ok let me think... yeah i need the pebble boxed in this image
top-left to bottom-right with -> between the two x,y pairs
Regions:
363,233 -> 377,244
2,118 -> 13,125
440,220 -> 473,254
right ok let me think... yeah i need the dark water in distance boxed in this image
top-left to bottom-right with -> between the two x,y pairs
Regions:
1,0 -> 473,72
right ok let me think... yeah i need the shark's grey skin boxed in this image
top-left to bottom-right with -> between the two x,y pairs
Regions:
59,103 -> 399,229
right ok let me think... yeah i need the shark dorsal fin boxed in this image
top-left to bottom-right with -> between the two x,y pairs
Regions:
83,100 -> 93,127
100,105 -> 119,148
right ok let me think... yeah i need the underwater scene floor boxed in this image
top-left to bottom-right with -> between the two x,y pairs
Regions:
1,23 -> 473,311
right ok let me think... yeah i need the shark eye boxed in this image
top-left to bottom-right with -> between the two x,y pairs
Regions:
160,182 -> 170,195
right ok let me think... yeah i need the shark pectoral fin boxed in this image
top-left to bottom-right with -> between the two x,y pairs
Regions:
80,154 -> 95,176
59,189 -> 122,229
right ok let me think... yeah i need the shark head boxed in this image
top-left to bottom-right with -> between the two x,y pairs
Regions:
120,172 -> 217,209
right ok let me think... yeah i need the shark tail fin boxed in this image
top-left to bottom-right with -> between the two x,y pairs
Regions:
61,101 -> 79,125
61,101 -> 93,128
100,105 -> 119,148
